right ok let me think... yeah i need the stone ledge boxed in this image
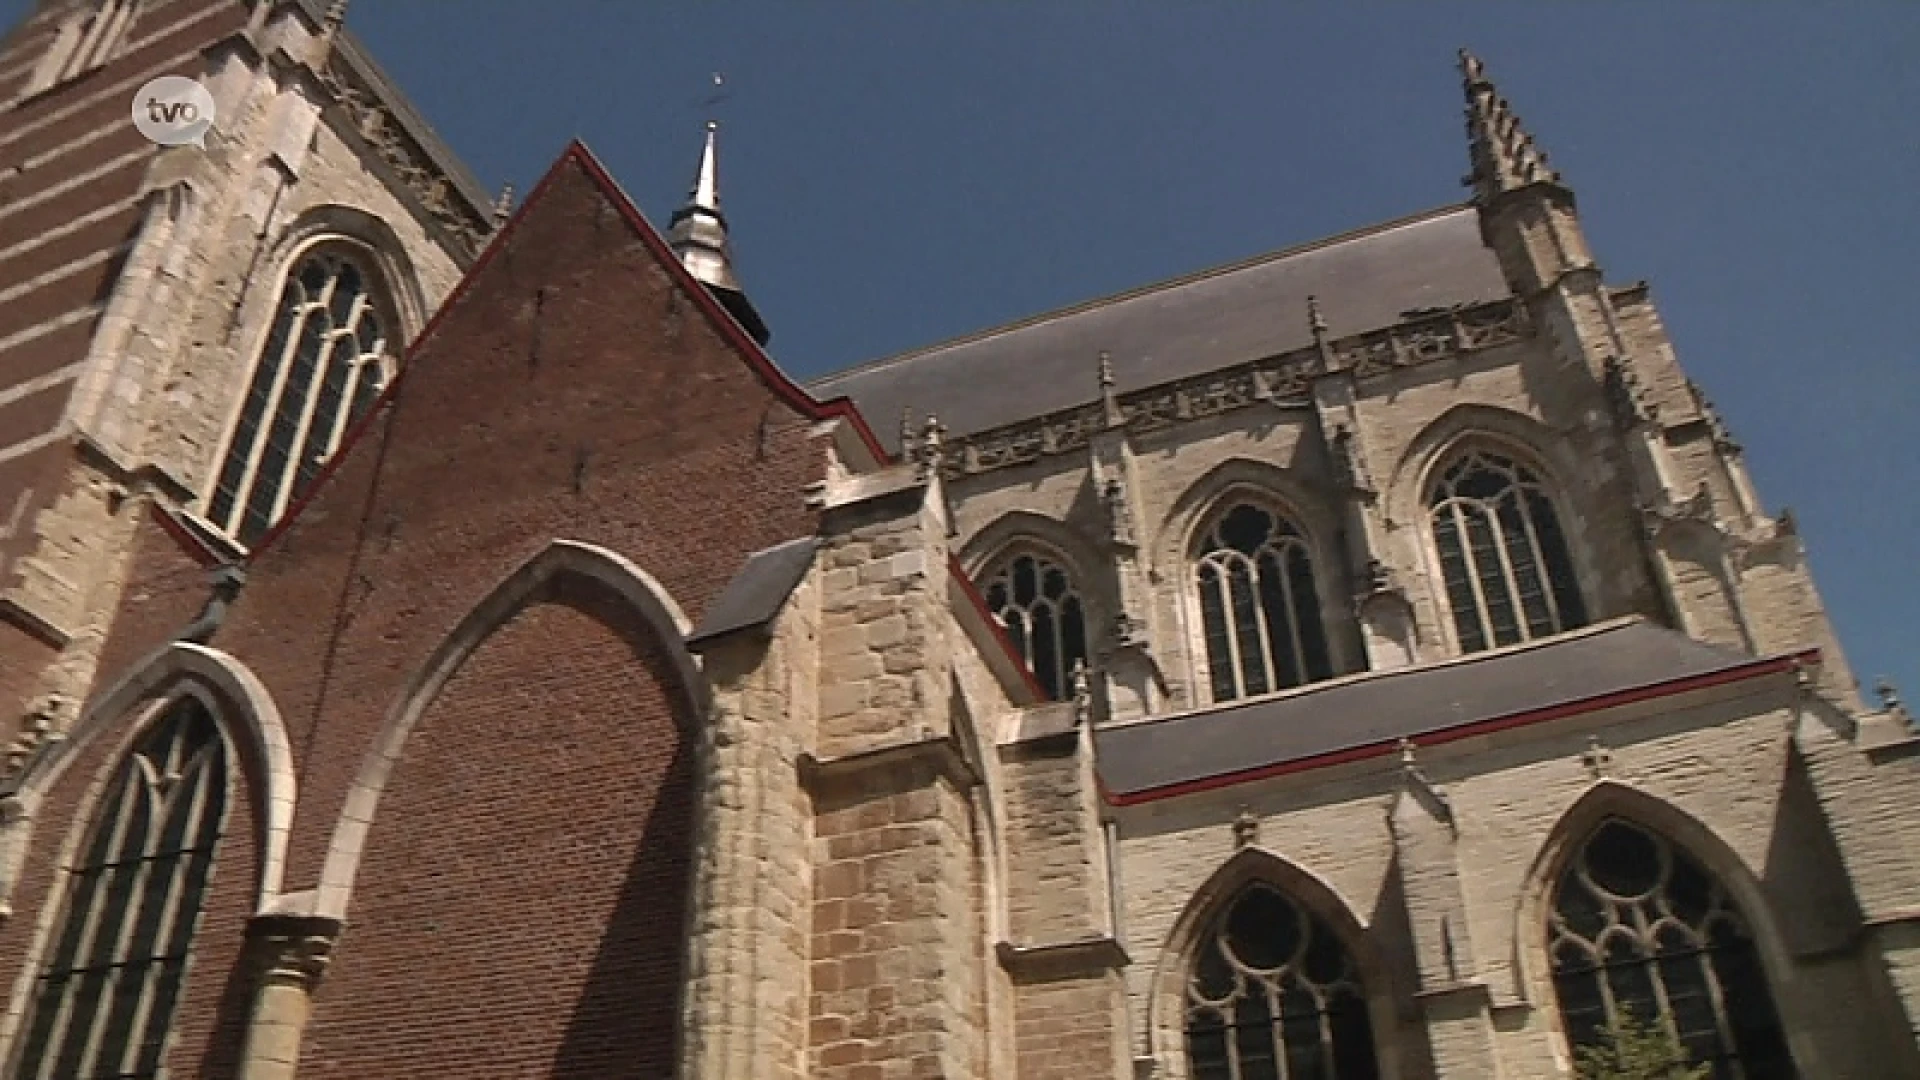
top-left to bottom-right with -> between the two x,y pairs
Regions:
995,935 -> 1129,983
0,595 -> 70,648
798,734 -> 977,796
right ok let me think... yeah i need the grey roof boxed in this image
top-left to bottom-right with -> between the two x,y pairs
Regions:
686,537 -> 819,650
1095,621 -> 1764,799
806,206 -> 1510,456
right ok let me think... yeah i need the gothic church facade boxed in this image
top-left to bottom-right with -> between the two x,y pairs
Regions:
0,2 -> 1915,1078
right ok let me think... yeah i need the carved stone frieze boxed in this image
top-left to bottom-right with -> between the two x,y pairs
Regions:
316,55 -> 493,258
943,297 -> 1535,479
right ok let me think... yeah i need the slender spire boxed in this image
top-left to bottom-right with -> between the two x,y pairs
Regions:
665,113 -> 770,345
1458,50 -> 1562,203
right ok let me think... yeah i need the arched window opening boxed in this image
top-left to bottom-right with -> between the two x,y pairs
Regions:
1427,448 -> 1586,654
1549,819 -> 1796,1080
1186,884 -> 1379,1080
207,249 -> 394,548
29,0 -> 141,93
12,696 -> 229,1080
980,550 -> 1087,701
1193,503 -> 1331,702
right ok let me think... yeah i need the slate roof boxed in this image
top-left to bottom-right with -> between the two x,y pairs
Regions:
1095,620 -> 1778,801
806,205 -> 1510,457
686,537 -> 819,650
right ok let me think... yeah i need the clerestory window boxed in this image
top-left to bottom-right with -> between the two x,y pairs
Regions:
1427,448 -> 1586,654
207,248 -> 394,548
1193,502 -> 1332,703
10,696 -> 229,1080
980,549 -> 1088,701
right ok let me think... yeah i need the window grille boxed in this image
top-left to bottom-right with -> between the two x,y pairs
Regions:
1193,503 -> 1331,702
11,697 -> 229,1080
207,250 -> 392,547
1428,449 -> 1586,654
1549,819 -> 1797,1080
1186,884 -> 1379,1080
981,551 -> 1088,701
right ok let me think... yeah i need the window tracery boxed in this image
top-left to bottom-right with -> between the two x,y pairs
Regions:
207,248 -> 394,548
29,0 -> 141,93
11,696 -> 229,1080
1427,448 -> 1586,653
980,550 -> 1088,701
1549,819 -> 1796,1080
1193,502 -> 1331,702
1185,884 -> 1379,1080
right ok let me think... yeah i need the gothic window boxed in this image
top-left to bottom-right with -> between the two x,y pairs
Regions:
1186,884 -> 1379,1080
28,0 -> 141,93
1427,448 -> 1587,654
207,248 -> 394,548
981,550 -> 1087,701
1549,819 -> 1796,1080
11,696 -> 229,1080
1193,503 -> 1332,703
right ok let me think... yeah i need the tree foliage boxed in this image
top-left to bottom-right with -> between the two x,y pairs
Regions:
1573,1010 -> 1711,1080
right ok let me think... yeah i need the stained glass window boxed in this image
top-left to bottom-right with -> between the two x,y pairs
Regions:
207,250 -> 392,548
1194,503 -> 1332,703
11,697 -> 229,1080
1428,449 -> 1586,654
1186,884 -> 1379,1080
981,551 -> 1088,701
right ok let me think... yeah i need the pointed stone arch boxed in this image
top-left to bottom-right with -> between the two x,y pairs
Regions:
0,642 -> 296,913
312,540 -> 704,921
962,511 -> 1109,701
1144,845 -> 1406,1078
1514,779 -> 1816,1076
1155,457 -> 1340,568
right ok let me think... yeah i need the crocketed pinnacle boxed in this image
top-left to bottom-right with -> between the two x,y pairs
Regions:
1459,50 -> 1562,202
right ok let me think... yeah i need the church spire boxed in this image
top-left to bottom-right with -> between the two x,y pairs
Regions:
1458,50 -> 1563,203
665,120 -> 770,346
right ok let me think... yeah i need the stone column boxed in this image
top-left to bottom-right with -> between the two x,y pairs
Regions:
236,913 -> 339,1080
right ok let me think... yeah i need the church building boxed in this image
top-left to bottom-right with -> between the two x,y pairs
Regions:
0,1 -> 1916,1078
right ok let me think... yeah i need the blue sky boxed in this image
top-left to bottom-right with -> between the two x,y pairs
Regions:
22,2 -> 1920,699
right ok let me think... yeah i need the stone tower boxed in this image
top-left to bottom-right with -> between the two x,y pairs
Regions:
0,0 -> 494,755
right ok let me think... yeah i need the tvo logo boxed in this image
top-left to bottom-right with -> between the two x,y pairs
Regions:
131,76 -> 215,148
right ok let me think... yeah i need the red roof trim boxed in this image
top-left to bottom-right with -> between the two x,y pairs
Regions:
948,551 -> 1048,702
248,139 -> 890,562
147,503 -> 227,569
1103,647 -> 1822,807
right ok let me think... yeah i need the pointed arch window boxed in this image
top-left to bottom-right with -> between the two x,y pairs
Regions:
1186,884 -> 1379,1080
980,550 -> 1087,701
1427,448 -> 1586,654
1549,819 -> 1796,1080
207,248 -> 394,548
1193,503 -> 1332,703
11,696 -> 230,1080
28,0 -> 142,93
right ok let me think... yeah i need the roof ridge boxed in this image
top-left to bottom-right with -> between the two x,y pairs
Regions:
807,202 -> 1477,389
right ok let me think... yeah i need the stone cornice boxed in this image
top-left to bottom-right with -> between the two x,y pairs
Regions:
798,733 -> 980,795
944,297 -> 1534,479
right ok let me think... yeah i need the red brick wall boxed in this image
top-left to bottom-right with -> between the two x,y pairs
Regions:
85,510 -> 223,707
0,686 -> 262,1080
300,579 -> 695,1078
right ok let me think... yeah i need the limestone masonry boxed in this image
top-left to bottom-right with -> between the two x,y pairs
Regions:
0,2 -> 1914,1079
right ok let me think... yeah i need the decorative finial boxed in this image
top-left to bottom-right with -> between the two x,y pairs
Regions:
1232,806 -> 1259,849
324,0 -> 348,32
1878,677 -> 1907,718
1580,735 -> 1613,779
916,413 -> 946,479
1071,659 -> 1091,720
1098,350 -> 1125,428
1458,49 -> 1563,203
1399,738 -> 1418,771
1308,294 -> 1329,341
490,183 -> 514,228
